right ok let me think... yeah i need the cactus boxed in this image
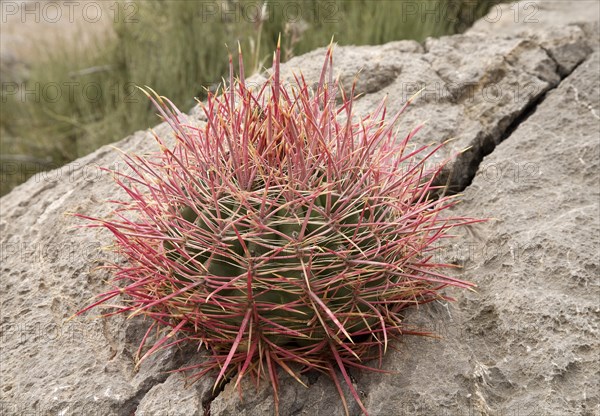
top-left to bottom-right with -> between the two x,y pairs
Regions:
75,40 -> 479,415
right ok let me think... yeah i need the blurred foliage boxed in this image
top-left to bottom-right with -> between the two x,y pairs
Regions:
0,0 -> 503,196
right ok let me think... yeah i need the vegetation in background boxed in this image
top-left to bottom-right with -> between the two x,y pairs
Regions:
0,0 -> 503,196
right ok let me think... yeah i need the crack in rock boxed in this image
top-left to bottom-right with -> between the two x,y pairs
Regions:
202,377 -> 231,416
120,374 -> 171,416
452,49 -> 592,193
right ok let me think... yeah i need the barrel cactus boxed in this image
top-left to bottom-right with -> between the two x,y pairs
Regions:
76,41 -> 478,415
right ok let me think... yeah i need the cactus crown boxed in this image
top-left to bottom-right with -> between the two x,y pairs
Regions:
77,39 -> 477,416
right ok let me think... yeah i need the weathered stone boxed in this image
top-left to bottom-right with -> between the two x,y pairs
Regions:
534,25 -> 593,75
356,48 -> 600,416
468,0 -> 600,38
467,1 -> 597,74
135,372 -> 212,416
1,1 -> 598,415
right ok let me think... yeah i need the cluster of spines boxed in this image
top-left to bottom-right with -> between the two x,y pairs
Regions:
74,38 -> 478,416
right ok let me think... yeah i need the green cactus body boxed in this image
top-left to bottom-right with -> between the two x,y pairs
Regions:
161,185 -> 397,351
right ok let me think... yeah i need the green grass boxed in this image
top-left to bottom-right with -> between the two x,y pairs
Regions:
0,0 -> 502,196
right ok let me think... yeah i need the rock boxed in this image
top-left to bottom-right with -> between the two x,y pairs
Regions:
0,128 -> 190,416
534,25 -> 593,76
467,1 -> 597,74
135,372 -> 212,416
357,48 -> 600,416
1,1 -> 598,415
468,0 -> 599,36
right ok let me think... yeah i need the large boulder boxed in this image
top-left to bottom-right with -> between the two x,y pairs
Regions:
1,1 -> 598,415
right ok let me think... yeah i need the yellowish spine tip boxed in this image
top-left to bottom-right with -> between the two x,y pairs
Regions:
136,85 -> 150,97
407,86 -> 425,104
442,137 -> 458,145
460,145 -> 473,153
65,313 -> 77,323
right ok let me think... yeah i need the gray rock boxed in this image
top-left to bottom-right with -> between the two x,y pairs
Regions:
135,372 -> 212,416
1,2 -> 598,416
467,0 -> 600,38
357,48 -> 600,416
467,0 -> 597,74
534,25 -> 593,76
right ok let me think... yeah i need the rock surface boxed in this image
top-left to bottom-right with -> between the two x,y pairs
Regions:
1,1 -> 599,415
